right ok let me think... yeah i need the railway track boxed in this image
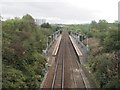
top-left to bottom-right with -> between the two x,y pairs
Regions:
63,31 -> 86,88
51,35 -> 65,89
43,30 -> 90,88
68,36 -> 86,88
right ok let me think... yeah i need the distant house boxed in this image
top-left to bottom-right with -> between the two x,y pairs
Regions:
35,19 -> 46,25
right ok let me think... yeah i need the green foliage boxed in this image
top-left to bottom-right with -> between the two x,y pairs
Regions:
3,66 -> 27,88
22,14 -> 35,24
65,19 -> 119,88
2,14 -> 54,88
89,54 -> 120,88
41,23 -> 51,28
102,28 -> 120,52
91,20 -> 98,29
105,78 -> 120,88
98,20 -> 108,30
87,22 -> 120,88
51,25 -> 61,32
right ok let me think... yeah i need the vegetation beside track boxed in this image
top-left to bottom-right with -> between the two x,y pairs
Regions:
66,20 -> 120,88
2,14 -> 59,88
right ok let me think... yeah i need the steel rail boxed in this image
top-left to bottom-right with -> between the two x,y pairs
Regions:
51,37 -> 65,89
51,55 -> 59,89
67,42 -> 78,88
62,39 -> 65,89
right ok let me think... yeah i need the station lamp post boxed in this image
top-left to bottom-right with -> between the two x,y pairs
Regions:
86,25 -> 90,52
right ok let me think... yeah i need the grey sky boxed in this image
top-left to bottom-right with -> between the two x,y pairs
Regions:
1,0 -> 119,24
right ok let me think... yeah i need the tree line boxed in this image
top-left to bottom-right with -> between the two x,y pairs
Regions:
2,14 -> 57,88
66,20 -> 120,88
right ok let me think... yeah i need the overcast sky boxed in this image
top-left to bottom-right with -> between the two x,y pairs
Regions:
1,0 -> 120,24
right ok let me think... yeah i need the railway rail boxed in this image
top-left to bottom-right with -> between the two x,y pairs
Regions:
42,30 -> 90,88
51,36 -> 65,88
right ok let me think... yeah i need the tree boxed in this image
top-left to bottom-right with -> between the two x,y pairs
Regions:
22,14 -> 35,24
2,14 -> 52,88
41,23 -> 51,28
91,20 -> 98,29
98,20 -> 108,30
103,28 -> 120,52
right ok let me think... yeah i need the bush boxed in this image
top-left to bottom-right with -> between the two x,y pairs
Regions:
89,53 -> 120,88
41,23 -> 51,28
2,14 -> 50,88
103,28 -> 120,52
3,67 -> 27,88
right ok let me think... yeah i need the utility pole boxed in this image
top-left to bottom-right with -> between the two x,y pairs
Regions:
47,37 -> 48,48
